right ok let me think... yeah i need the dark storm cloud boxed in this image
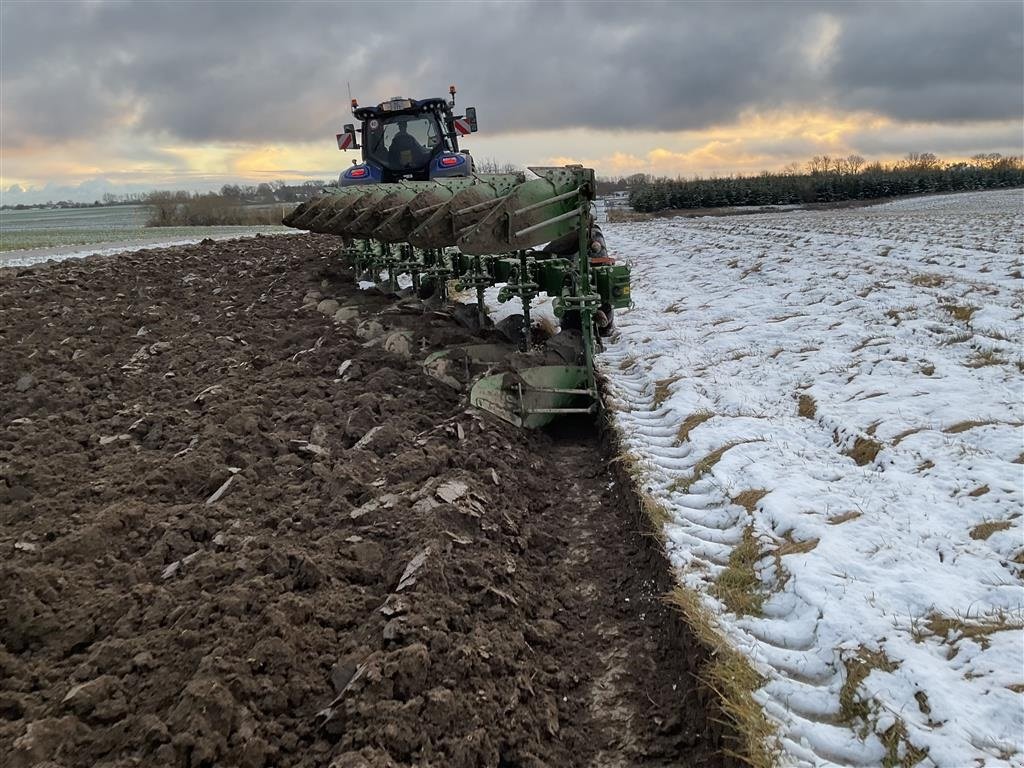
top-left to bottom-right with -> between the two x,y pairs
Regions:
826,1 -> 1024,122
1,0 -> 1021,149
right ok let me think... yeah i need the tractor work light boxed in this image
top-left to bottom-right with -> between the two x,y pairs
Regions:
381,98 -> 413,112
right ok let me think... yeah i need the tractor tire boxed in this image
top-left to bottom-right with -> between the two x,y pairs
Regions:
597,304 -> 615,337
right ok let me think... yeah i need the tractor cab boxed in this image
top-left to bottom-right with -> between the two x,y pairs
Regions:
337,87 -> 478,185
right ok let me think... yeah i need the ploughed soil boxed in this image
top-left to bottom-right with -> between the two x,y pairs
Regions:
0,234 -> 737,768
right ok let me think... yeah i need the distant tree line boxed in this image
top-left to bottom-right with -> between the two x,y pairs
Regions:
624,153 -> 1024,212
2,180 -> 329,212
216,180 -> 329,204
1,194 -> 149,211
144,190 -> 295,227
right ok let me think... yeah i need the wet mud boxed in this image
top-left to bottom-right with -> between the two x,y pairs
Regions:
0,234 -> 737,767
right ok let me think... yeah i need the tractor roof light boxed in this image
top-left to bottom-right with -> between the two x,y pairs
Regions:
381,97 -> 413,112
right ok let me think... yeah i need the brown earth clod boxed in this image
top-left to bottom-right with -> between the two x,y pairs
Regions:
0,235 -> 739,768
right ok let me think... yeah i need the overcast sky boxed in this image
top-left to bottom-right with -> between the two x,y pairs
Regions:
2,0 -> 1022,202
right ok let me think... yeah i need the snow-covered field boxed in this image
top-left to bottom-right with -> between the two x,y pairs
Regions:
0,230 -> 299,269
599,189 -> 1024,767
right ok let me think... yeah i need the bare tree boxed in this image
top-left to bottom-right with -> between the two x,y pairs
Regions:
971,152 -> 1006,170
474,157 -> 523,174
905,152 -> 941,170
806,156 -> 827,175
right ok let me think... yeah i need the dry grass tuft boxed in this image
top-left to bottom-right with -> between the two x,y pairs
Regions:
839,647 -> 898,729
611,450 -> 671,545
966,349 -> 1008,368
880,719 -> 930,768
941,303 -> 977,323
910,273 -> 946,288
797,394 -> 817,418
666,587 -> 780,768
607,207 -> 651,223
967,484 -> 991,498
891,427 -> 925,446
847,436 -> 883,466
767,535 -> 819,595
732,489 -> 769,513
671,440 -> 756,493
774,536 -> 820,557
711,525 -> 764,616
970,519 -> 1013,540
838,644 -> 930,765
851,336 -> 882,352
944,420 -> 996,434
640,491 -> 671,545
1014,452 -> 1024,465
940,330 -> 974,346
829,510 -> 863,525
921,611 -> 1022,651
653,376 -> 682,407
675,410 -> 714,444
740,261 -> 764,279
884,306 -> 914,324
618,354 -> 638,371
614,450 -> 647,482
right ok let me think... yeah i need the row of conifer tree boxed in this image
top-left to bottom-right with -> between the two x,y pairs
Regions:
627,154 -> 1024,212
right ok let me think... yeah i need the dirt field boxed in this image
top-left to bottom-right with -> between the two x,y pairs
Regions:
0,234 -> 735,768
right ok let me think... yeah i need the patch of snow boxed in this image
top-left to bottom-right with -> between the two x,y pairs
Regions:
458,284 -> 560,333
600,188 -> 1024,766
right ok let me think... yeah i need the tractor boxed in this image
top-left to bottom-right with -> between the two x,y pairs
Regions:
283,87 -> 632,428
336,86 -> 478,185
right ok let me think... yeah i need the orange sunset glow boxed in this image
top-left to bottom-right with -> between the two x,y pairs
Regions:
2,1 -> 1020,203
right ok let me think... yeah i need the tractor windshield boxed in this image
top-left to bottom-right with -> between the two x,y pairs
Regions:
366,114 -> 444,173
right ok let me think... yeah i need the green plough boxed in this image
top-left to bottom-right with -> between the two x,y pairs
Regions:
284,165 -> 631,428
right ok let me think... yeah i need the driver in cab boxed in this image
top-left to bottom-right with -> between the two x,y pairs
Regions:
389,122 -> 425,167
